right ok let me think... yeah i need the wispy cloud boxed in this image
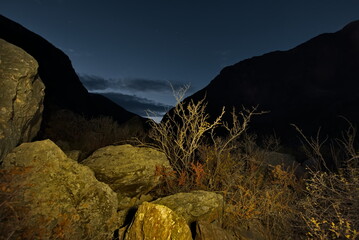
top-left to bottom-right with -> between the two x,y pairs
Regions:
79,75 -> 187,93
78,74 -> 191,119
101,92 -> 172,117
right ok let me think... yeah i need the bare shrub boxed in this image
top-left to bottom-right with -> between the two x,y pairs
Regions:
145,85 -> 263,193
145,85 -> 224,175
143,85 -> 303,239
300,171 -> 359,239
294,121 -> 359,239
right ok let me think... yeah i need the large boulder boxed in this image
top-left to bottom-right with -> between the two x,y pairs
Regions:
124,202 -> 192,240
153,190 -> 224,225
0,39 -> 44,162
0,140 -> 118,239
82,144 -> 172,198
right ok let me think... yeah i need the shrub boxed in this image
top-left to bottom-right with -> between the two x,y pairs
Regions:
294,121 -> 359,239
145,85 -> 303,239
145,85 -> 261,193
42,110 -> 145,159
146,85 -> 224,174
219,139 -> 303,240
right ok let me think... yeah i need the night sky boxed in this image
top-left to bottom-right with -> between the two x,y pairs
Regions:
2,0 -> 359,120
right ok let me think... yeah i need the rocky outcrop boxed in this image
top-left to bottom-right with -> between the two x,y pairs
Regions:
0,39 -> 44,162
0,15 -> 149,137
153,190 -> 224,225
0,140 -> 118,239
124,202 -> 192,240
177,20 -> 359,149
82,144 -> 171,198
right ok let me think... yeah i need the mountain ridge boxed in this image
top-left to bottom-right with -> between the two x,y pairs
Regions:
179,20 -> 359,147
0,15 -> 147,129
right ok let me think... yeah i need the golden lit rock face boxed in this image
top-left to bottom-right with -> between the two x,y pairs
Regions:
153,190 -> 224,225
0,39 -> 45,162
1,140 -> 119,240
82,144 -> 172,197
125,202 -> 192,240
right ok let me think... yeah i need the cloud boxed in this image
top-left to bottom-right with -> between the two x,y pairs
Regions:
79,74 -> 187,93
78,74 -> 194,119
79,75 -> 110,91
100,92 -> 172,117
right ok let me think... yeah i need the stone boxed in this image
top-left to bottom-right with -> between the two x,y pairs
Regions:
116,194 -> 155,229
153,190 -> 224,225
0,39 -> 45,162
124,202 -> 192,240
0,140 -> 118,240
82,144 -> 172,197
195,221 -> 235,240
65,149 -> 82,161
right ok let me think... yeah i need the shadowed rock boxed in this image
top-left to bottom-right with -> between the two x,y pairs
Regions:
0,39 -> 44,162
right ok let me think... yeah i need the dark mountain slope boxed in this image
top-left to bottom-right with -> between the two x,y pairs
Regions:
179,20 -> 359,146
0,15 -> 147,128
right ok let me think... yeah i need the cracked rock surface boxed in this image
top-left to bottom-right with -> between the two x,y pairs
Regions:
0,38 -> 45,162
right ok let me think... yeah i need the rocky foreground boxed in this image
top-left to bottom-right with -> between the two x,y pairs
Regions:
0,37 -> 243,240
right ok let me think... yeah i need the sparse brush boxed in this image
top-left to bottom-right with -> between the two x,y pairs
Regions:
143,84 -> 305,239
42,110 -> 144,159
294,120 -> 359,239
220,143 -> 303,240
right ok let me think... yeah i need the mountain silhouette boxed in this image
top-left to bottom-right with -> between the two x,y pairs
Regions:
177,20 -> 359,147
0,15 -> 147,131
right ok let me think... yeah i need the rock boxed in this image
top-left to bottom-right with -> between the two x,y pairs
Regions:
82,144 -> 172,197
153,190 -> 224,225
116,194 -> 155,229
0,39 -> 44,162
0,140 -> 118,240
195,221 -> 235,240
124,202 -> 192,240
65,149 -> 82,161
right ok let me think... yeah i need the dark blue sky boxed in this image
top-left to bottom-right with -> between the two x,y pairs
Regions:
2,0 -> 359,120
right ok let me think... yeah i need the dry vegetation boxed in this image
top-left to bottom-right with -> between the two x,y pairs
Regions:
2,85 -> 358,239
42,110 -> 145,159
143,85 -> 359,239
